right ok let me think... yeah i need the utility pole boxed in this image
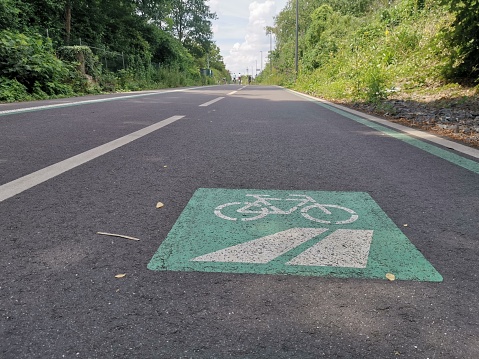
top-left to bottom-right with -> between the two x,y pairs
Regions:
295,0 -> 299,75
270,31 -> 272,73
260,51 -> 263,72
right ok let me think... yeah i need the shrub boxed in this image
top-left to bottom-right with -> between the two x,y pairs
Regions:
363,63 -> 388,102
58,46 -> 101,79
440,0 -> 479,81
0,77 -> 30,102
0,30 -> 71,96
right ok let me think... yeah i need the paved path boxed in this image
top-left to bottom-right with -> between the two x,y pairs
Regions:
1,85 -> 478,358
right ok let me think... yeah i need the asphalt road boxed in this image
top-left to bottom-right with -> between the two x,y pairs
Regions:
1,85 -> 478,358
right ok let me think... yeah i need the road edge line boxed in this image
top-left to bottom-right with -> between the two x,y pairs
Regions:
286,88 -> 479,159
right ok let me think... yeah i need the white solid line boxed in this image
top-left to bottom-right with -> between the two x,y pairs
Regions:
0,115 -> 184,202
199,97 -> 225,107
330,100 -> 479,158
0,93 -> 159,116
287,89 -> 479,159
0,86 -> 209,117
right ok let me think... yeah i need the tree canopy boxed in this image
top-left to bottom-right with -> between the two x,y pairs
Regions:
0,0 -> 228,101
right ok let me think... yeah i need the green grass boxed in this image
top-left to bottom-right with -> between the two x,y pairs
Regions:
262,0 -> 478,103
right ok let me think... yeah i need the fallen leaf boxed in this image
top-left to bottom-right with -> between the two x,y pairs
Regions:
163,165 -> 168,168
97,232 -> 140,241
403,224 -> 408,227
115,274 -> 126,278
386,273 -> 396,281
156,202 -> 164,209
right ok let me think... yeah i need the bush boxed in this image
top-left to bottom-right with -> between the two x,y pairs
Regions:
0,0 -> 20,31
0,77 -> 30,102
441,0 -> 479,81
58,46 -> 101,79
98,71 -> 119,92
0,30 -> 72,96
363,63 -> 388,102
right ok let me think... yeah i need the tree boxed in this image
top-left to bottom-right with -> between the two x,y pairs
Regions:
0,0 -> 20,31
305,4 -> 334,46
0,0 -> 229,100
169,0 -> 217,55
135,0 -> 172,27
65,0 -> 71,44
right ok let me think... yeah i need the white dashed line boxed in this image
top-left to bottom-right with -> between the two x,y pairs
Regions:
199,97 -> 225,107
0,115 -> 184,202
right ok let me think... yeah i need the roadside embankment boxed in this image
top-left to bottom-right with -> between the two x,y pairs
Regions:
345,89 -> 479,149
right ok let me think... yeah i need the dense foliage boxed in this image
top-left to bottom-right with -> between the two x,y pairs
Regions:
0,30 -> 71,99
259,0 -> 478,102
0,0 -> 229,102
441,0 -> 479,80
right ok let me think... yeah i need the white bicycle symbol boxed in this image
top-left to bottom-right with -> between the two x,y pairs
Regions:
214,194 -> 358,224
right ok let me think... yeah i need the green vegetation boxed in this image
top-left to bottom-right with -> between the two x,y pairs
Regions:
258,0 -> 478,103
0,0 -> 229,102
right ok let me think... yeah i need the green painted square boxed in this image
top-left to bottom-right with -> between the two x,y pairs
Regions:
148,188 -> 442,282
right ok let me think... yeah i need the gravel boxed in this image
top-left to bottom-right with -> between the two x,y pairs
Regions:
346,95 -> 479,149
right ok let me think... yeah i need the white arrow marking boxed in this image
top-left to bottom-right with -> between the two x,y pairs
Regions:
286,229 -> 374,268
191,228 -> 328,264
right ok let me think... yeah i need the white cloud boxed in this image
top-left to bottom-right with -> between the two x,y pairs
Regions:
249,0 -> 274,26
207,0 -> 288,76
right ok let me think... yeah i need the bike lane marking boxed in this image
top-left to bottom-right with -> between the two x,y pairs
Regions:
286,229 -> 373,268
148,188 -> 443,282
192,228 -> 328,264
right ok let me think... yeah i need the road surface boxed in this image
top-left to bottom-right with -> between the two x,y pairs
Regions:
1,85 -> 478,358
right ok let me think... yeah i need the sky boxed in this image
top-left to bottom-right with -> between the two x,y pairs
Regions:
206,0 -> 289,77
